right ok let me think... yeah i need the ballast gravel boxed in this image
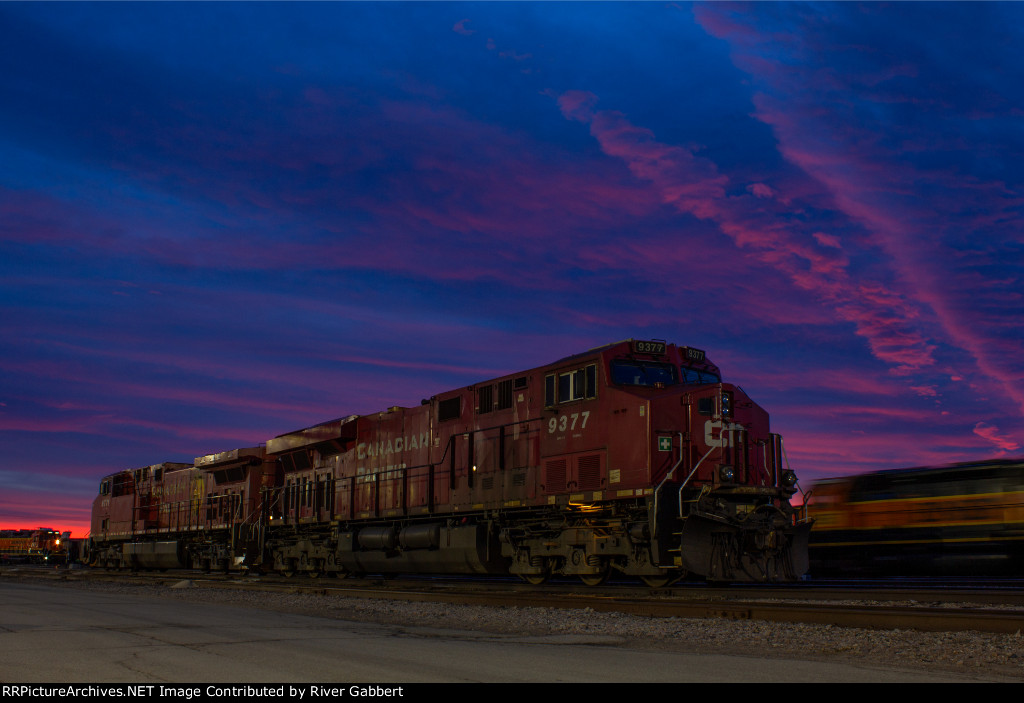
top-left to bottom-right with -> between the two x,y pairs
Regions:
10,572 -> 1024,681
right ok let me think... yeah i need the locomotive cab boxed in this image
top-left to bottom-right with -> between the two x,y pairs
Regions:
596,340 -> 811,582
517,338 -> 811,584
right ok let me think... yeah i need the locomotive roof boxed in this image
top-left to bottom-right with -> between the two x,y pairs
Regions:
194,446 -> 264,468
266,338 -> 719,453
556,338 -> 716,366
837,457 -> 1024,481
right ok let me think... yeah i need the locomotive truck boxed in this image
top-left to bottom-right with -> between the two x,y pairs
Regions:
87,339 -> 812,584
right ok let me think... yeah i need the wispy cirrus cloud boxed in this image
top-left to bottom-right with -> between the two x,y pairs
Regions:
556,89 -> 938,376
1,3 -> 1022,532
694,2 -> 1024,447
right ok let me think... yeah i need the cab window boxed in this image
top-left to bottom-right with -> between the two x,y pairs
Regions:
545,364 -> 597,405
609,360 -> 677,387
680,367 -> 720,385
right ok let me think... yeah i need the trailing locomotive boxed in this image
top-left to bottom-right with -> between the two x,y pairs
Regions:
88,339 -> 812,584
806,459 -> 1024,576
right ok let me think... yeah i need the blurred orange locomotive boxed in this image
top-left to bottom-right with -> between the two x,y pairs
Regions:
807,458 -> 1024,575
87,339 -> 811,584
0,528 -> 71,564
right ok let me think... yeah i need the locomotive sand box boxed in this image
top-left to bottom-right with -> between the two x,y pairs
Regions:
87,339 -> 812,584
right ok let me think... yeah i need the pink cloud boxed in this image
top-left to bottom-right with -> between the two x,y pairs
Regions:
973,422 -> 1021,453
582,108 -> 728,220
499,49 -> 532,62
812,231 -> 842,249
777,410 -> 1023,483
557,90 -> 599,123
556,90 -> 938,376
693,3 -> 1024,424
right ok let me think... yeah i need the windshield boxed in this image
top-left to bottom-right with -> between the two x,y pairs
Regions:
680,367 -> 721,385
609,360 -> 678,387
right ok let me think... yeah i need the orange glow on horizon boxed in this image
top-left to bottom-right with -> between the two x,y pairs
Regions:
0,521 -> 91,539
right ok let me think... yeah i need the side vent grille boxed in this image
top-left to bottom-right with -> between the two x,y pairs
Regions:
497,379 -> 514,410
578,454 -> 603,490
545,459 -> 567,493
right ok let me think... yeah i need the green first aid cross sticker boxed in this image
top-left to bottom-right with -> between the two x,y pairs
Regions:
658,436 -> 672,451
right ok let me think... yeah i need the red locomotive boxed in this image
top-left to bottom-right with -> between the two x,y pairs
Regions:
88,339 -> 811,584
88,449 -> 276,571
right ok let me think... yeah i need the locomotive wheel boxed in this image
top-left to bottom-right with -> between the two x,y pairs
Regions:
640,571 -> 682,588
579,571 -> 609,587
519,572 -> 550,585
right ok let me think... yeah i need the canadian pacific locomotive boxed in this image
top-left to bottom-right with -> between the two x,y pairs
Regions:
87,339 -> 812,584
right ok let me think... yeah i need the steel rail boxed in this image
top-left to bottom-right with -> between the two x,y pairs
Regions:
16,567 -> 1024,635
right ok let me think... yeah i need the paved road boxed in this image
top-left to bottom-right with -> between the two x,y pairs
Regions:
0,581 -> 992,682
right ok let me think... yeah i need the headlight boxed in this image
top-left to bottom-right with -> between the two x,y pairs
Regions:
721,391 -> 733,418
719,465 -> 735,483
781,470 -> 798,488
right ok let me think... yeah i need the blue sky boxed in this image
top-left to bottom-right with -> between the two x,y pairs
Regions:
1,2 -> 1022,534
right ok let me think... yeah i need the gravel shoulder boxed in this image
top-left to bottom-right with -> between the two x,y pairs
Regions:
5,571 -> 1024,681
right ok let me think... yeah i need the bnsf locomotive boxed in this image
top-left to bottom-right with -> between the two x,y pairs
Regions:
0,527 -> 71,564
87,339 -> 811,584
807,458 -> 1024,576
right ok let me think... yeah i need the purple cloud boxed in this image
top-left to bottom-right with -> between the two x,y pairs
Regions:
695,2 -> 1024,432
1,3 -> 1021,531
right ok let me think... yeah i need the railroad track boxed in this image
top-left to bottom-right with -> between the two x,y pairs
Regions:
7,566 -> 1024,635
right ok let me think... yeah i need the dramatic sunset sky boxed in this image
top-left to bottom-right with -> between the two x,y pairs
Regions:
2,2 -> 1022,536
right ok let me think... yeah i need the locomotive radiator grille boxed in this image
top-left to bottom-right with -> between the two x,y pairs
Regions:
578,455 -> 602,490
545,459 -> 567,492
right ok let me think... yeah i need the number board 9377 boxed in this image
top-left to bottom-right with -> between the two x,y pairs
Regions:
683,347 -> 706,363
632,340 -> 666,355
